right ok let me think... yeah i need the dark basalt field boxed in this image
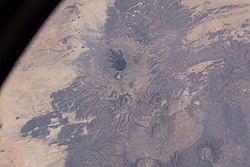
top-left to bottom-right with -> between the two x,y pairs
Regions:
19,0 -> 250,166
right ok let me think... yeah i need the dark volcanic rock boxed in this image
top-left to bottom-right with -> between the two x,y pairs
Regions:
108,48 -> 127,71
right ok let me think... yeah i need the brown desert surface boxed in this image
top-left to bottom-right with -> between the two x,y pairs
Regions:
1,0 -> 250,166
0,0 -> 113,166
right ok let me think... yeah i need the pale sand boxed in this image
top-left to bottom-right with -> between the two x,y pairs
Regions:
0,0 -> 113,166
182,0 -> 250,50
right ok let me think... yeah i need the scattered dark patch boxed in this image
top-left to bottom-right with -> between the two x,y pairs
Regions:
66,4 -> 79,14
208,29 -> 227,40
66,45 -> 72,50
241,22 -> 249,28
60,36 -> 70,45
193,13 -> 208,25
241,19 -> 249,28
20,111 -> 63,138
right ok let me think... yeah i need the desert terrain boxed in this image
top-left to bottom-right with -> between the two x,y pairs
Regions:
1,0 -> 250,166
